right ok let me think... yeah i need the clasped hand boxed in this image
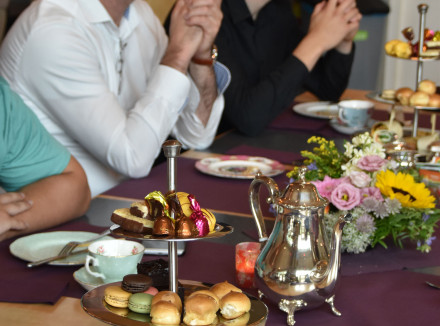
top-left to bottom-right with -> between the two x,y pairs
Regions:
0,192 -> 30,241
165,0 -> 222,72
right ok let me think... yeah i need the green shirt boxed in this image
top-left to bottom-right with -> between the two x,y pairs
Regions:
0,77 -> 70,191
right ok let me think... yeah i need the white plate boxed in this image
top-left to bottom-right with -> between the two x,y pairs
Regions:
195,155 -> 285,179
10,231 -> 113,266
74,266 -> 105,291
293,101 -> 338,119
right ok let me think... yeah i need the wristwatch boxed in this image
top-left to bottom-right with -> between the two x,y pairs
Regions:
191,45 -> 218,66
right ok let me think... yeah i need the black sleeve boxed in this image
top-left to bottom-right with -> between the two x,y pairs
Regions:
218,44 -> 310,137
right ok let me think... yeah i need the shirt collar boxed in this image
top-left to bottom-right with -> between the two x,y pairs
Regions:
224,0 -> 252,24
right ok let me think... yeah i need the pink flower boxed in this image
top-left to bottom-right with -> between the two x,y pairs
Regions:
330,183 -> 361,211
360,187 -> 383,202
348,171 -> 371,188
313,176 -> 348,200
357,155 -> 387,172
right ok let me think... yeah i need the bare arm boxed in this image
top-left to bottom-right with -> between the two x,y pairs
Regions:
162,0 -> 222,126
0,156 -> 91,241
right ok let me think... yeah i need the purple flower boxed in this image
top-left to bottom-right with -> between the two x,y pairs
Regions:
357,155 -> 387,172
307,162 -> 318,170
360,187 -> 383,202
330,183 -> 361,211
426,236 -> 437,246
356,214 -> 376,233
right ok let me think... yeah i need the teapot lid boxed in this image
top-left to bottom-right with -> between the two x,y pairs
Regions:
280,166 -> 328,208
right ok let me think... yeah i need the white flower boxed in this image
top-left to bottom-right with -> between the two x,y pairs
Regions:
374,202 -> 389,219
349,171 -> 371,187
385,198 -> 402,215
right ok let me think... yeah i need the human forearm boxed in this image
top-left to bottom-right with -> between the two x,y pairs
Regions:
1,157 -> 91,240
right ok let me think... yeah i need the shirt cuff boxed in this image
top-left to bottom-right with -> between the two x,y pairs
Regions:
213,61 -> 231,94
149,65 -> 191,111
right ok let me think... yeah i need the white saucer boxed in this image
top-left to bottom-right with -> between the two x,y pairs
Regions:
329,118 -> 371,135
73,266 -> 105,291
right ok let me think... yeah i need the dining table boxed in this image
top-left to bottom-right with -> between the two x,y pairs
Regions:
1,89 -> 440,326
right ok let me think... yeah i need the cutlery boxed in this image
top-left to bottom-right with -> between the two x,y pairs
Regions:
27,228 -> 112,268
426,281 -> 440,289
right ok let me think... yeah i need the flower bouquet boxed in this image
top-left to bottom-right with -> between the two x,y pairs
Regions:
287,132 -> 440,254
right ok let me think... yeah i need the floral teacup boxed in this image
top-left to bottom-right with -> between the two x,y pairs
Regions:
85,239 -> 144,283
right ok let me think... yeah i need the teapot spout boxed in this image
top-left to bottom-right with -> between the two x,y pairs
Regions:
311,213 -> 352,292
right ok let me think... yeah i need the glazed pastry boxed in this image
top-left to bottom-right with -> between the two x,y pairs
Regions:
395,87 -> 414,106
418,79 -> 437,95
129,201 -> 149,218
219,292 -> 251,320
176,192 -> 194,217
409,91 -> 430,107
201,208 -> 216,232
127,292 -> 153,314
210,281 -> 242,300
152,290 -> 183,313
183,293 -> 219,325
150,301 -> 181,325
121,274 -> 153,293
104,285 -> 132,308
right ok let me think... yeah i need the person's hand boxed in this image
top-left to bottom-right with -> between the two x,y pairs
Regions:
0,192 -> 30,239
162,0 -> 204,73
184,0 -> 223,61
307,0 -> 361,53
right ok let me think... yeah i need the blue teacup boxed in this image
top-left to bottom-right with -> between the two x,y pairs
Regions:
338,100 -> 374,128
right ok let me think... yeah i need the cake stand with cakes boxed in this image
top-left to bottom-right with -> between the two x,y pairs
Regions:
81,140 -> 269,325
368,3 -> 440,138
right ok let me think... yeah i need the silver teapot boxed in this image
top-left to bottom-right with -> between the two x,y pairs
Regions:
249,167 -> 351,326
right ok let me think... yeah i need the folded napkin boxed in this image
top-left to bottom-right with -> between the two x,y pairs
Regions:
0,220 -> 107,304
225,144 -> 303,165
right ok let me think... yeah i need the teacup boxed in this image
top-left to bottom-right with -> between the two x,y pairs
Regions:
338,100 -> 374,128
84,239 -> 144,283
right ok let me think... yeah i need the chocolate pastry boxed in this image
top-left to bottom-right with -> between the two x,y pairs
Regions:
111,208 -> 153,234
175,216 -> 198,238
153,215 -> 175,236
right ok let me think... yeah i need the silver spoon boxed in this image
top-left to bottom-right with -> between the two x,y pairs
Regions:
425,281 -> 440,289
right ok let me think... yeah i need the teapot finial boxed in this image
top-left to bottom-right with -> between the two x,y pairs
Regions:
298,166 -> 307,183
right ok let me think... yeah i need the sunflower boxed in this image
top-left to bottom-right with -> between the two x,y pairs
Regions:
375,170 -> 435,209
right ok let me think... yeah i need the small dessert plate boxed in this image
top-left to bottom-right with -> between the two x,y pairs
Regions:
74,266 -> 105,291
293,101 -> 338,119
329,118 -> 369,135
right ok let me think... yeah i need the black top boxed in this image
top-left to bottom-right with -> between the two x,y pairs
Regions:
216,0 -> 355,136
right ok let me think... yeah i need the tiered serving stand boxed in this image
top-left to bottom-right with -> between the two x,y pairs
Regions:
81,140 -> 268,325
367,3 -> 440,138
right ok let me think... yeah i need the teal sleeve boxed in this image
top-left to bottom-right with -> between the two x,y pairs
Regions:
0,77 -> 71,192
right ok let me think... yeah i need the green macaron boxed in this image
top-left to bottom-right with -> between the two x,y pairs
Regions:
128,292 -> 153,314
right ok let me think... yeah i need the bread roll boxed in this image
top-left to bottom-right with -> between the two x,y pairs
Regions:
210,281 -> 242,299
188,290 -> 220,307
152,291 -> 182,313
150,301 -> 181,325
394,41 -> 412,58
395,87 -> 414,105
183,294 -> 219,325
409,91 -> 430,107
428,94 -> 440,108
418,79 -> 437,95
219,292 -> 251,320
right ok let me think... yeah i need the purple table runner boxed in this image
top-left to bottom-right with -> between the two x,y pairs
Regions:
225,145 -> 303,165
104,157 -> 290,217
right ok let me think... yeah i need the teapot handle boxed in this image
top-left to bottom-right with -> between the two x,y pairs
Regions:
249,172 -> 280,243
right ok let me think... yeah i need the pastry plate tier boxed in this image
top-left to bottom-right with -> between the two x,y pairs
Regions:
366,91 -> 440,111
385,53 -> 440,61
81,280 -> 268,326
111,222 -> 233,241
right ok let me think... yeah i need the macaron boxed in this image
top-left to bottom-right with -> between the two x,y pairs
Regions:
122,274 -> 153,293
104,286 -> 132,308
128,292 -> 153,314
144,286 -> 159,296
